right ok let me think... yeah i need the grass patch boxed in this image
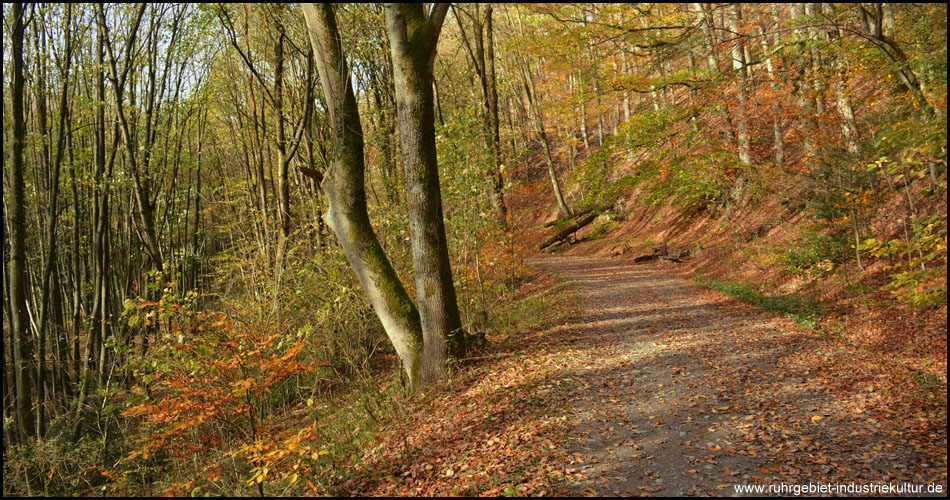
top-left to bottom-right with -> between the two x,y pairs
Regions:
695,277 -> 824,329
493,272 -> 582,339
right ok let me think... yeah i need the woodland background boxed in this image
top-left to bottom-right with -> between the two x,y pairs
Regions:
2,3 -> 946,496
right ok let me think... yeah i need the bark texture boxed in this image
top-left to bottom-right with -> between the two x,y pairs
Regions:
302,3 -> 425,388
385,3 -> 465,386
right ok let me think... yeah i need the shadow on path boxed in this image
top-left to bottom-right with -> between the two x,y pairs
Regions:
529,255 -> 944,496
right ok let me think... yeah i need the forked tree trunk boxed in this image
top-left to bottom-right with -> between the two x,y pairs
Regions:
302,3 -> 426,389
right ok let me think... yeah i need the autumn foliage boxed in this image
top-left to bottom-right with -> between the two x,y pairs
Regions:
120,298 -> 327,494
2,2 -> 945,497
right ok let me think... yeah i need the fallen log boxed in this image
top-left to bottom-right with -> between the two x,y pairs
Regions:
544,207 -> 589,228
667,248 -> 691,260
543,239 -> 568,253
633,247 -> 691,263
538,211 -> 599,250
542,204 -> 611,228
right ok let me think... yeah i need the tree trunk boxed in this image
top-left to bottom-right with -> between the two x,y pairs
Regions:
9,2 -> 37,443
484,6 -> 506,221
385,3 -> 466,381
621,52 -> 632,122
693,3 -> 734,144
760,12 -> 785,166
273,6 -> 291,239
728,4 -> 752,166
524,63 -> 571,218
454,4 -> 506,222
302,3 -> 426,389
791,4 -> 819,162
98,4 -> 163,274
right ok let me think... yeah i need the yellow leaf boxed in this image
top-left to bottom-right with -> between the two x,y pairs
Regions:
289,473 -> 298,484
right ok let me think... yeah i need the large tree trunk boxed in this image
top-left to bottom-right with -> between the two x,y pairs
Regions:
302,3 -> 426,389
385,3 -> 466,383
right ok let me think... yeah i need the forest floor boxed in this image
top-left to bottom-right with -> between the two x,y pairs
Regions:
340,255 -> 946,496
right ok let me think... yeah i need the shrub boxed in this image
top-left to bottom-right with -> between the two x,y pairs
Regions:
2,435 -> 106,496
120,298 -> 326,495
783,230 -> 848,273
861,214 -> 948,309
585,213 -> 621,241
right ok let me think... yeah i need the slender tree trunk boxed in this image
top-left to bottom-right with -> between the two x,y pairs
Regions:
525,72 -> 571,218
728,4 -> 752,166
454,4 -> 506,222
791,4 -> 819,162
820,5 -> 860,154
98,4 -> 163,274
804,4 -> 826,119
578,72 -> 591,150
833,83 -> 859,153
508,4 -> 571,218
759,14 -> 785,166
693,3 -> 734,144
484,6 -> 506,221
9,2 -> 37,443
31,4 -> 74,438
75,12 -> 114,439
621,52 -> 632,122
273,7 -> 291,240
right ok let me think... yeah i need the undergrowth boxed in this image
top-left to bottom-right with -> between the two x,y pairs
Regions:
695,277 -> 824,329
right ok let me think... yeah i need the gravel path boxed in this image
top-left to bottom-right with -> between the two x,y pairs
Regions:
529,255 -> 944,497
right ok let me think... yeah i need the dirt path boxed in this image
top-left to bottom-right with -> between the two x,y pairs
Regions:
529,255 -> 946,496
